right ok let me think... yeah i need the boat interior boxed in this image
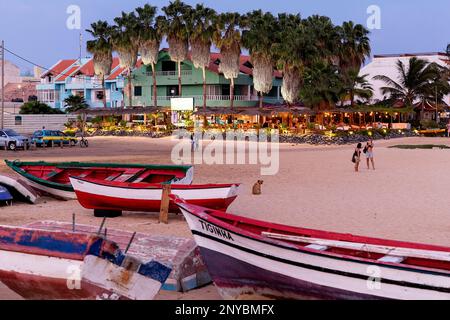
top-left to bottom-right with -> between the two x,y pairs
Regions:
20,165 -> 184,185
200,207 -> 450,273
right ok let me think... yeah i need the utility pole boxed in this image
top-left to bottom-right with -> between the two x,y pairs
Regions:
1,40 -> 4,129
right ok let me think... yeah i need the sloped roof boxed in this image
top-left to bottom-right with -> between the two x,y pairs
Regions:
106,58 -> 142,80
41,59 -> 77,78
55,65 -> 80,82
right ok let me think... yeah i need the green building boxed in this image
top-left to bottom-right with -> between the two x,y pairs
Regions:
126,50 -> 284,110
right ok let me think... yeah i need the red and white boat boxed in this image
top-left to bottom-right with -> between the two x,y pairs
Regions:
173,197 -> 450,300
70,176 -> 240,214
6,160 -> 194,200
0,225 -> 171,300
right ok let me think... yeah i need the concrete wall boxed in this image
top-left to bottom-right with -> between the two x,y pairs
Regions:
2,113 -> 76,135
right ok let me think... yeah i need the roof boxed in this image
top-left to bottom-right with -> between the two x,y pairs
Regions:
374,52 -> 447,59
107,58 -> 142,80
55,65 -> 79,82
414,100 -> 448,112
41,59 -> 77,78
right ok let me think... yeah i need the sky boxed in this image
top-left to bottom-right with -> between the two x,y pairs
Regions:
1,0 -> 450,74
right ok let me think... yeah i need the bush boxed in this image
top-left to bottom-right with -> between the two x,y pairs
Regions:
420,119 -> 439,129
19,101 -> 65,114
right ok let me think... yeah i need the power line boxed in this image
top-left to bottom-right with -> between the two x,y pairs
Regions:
3,46 -> 116,81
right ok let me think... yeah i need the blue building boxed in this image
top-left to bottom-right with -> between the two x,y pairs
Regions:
36,58 -> 125,109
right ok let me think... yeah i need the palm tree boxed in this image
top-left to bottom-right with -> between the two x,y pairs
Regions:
213,12 -> 244,110
86,21 -> 113,109
302,15 -> 339,65
340,68 -> 373,107
64,95 -> 89,113
112,11 -> 140,108
374,57 -> 444,106
160,0 -> 192,97
300,60 -> 341,111
242,10 -> 279,109
135,4 -> 162,109
189,4 -> 217,121
272,13 -> 304,104
337,21 -> 371,72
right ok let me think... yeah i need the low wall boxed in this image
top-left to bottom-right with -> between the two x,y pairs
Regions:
2,113 -> 76,135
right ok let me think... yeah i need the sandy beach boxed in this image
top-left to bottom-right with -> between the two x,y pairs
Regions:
0,136 -> 449,299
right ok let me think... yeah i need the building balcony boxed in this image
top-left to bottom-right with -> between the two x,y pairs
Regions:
145,70 -> 193,77
65,78 -> 103,90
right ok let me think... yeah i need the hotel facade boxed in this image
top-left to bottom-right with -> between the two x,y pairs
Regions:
36,50 -> 284,113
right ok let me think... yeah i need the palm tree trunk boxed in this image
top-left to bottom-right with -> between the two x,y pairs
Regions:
102,75 -> 107,109
350,90 -> 355,108
202,67 -> 207,127
128,69 -> 132,108
230,78 -> 235,110
178,61 -> 182,96
259,93 -> 263,109
152,63 -> 157,108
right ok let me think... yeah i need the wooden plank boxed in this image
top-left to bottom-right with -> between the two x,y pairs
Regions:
159,184 -> 171,224
261,232 -> 450,262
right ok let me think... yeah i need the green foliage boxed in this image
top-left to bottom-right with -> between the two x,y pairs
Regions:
64,95 -> 89,113
19,101 -> 65,114
420,119 -> 439,129
374,57 -> 450,106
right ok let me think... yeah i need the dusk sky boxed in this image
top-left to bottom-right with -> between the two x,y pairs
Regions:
1,0 -> 450,73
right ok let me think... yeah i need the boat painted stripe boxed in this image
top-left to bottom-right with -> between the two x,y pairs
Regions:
72,176 -> 237,190
192,230 -> 450,293
71,178 -> 237,201
188,212 -> 450,278
24,178 -> 75,200
0,249 -> 83,279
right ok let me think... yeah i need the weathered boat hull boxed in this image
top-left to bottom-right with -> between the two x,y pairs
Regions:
0,174 -> 39,203
0,225 -> 171,300
5,160 -> 194,201
70,176 -> 239,213
175,199 -> 450,300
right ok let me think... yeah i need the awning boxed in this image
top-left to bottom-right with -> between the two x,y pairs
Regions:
73,106 -> 171,116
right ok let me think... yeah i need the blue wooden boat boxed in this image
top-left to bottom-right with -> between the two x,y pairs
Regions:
0,186 -> 12,203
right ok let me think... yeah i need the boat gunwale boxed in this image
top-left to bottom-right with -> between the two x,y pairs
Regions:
5,160 -> 194,191
70,175 -> 240,190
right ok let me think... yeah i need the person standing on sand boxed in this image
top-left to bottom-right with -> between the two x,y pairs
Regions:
447,121 -> 450,137
352,143 -> 362,172
365,139 -> 375,170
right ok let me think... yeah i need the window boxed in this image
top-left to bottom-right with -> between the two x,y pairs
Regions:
167,86 -> 179,97
96,91 -> 104,100
134,86 -> 142,97
0,131 -> 6,138
15,116 -> 22,126
162,61 -> 176,72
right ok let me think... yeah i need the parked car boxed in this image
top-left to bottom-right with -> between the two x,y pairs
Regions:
31,130 -> 78,147
0,129 -> 30,151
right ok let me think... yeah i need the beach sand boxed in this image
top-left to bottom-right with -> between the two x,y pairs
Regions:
0,136 -> 449,299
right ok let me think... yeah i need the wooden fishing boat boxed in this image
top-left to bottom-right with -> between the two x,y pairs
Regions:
0,174 -> 39,204
5,160 -> 194,200
0,225 -> 171,300
173,197 -> 450,300
70,176 -> 240,215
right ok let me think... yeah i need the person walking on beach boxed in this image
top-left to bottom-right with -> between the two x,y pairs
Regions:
447,121 -> 450,137
364,139 -> 375,170
352,143 -> 362,172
